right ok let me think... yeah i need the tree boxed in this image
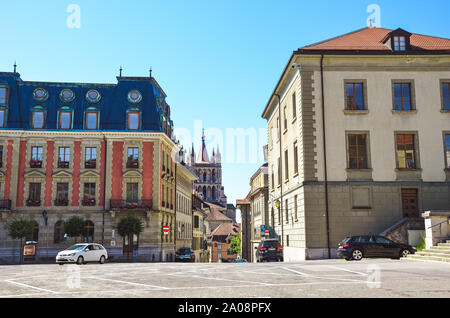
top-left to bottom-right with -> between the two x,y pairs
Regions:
228,233 -> 241,256
5,217 -> 35,264
116,216 -> 144,259
64,216 -> 85,243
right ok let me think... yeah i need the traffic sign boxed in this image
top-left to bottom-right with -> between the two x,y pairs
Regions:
260,225 -> 267,233
163,225 -> 170,234
265,229 -> 270,235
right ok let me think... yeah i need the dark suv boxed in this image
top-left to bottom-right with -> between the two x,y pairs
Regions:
256,239 -> 283,262
175,248 -> 194,262
337,235 -> 416,261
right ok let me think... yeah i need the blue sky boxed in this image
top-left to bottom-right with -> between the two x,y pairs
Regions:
1,0 -> 449,214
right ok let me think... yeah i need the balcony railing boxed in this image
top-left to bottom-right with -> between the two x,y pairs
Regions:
110,199 -> 153,210
0,160 -> 2,168
82,198 -> 96,206
0,200 -> 11,210
29,160 -> 42,168
54,198 -> 69,206
26,198 -> 41,207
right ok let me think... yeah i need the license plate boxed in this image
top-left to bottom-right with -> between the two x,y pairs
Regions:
268,248 -> 275,251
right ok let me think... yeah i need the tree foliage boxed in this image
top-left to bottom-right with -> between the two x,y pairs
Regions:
5,217 -> 35,241
228,233 -> 241,255
64,216 -> 86,239
116,216 -> 144,237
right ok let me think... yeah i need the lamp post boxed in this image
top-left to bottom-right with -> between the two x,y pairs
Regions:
275,200 -> 283,246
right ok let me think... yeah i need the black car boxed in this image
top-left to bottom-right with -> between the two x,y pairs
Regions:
256,239 -> 283,262
337,235 -> 416,261
175,248 -> 194,262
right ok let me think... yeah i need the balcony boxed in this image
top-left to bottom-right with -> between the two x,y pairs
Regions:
58,161 -> 69,169
0,200 -> 11,210
82,197 -> 96,206
110,199 -> 153,210
29,160 -> 42,168
126,160 -> 139,169
26,198 -> 41,207
85,160 -> 97,169
54,198 -> 69,206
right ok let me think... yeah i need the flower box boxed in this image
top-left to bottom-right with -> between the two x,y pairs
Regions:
58,161 -> 69,169
126,160 -> 139,168
54,198 -> 69,206
26,198 -> 41,207
82,197 -> 96,206
29,160 -> 42,168
85,160 -> 97,169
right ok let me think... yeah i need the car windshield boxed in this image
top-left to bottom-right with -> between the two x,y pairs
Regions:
178,249 -> 190,254
261,241 -> 279,248
66,245 -> 88,250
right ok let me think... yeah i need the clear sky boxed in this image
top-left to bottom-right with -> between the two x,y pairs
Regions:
1,0 -> 449,219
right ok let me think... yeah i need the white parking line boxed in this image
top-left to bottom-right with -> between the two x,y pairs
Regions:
327,265 -> 368,276
282,267 -> 311,277
4,280 -> 58,294
86,277 -> 169,290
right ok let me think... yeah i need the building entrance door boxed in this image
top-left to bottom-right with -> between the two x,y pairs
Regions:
401,189 -> 419,218
123,234 -> 139,258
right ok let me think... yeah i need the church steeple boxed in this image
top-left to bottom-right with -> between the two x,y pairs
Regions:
197,129 -> 210,163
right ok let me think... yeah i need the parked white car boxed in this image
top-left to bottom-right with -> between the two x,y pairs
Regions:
56,243 -> 108,265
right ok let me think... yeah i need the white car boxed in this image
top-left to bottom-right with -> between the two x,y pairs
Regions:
56,243 -> 108,265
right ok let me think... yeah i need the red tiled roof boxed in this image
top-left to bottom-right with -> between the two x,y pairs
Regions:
211,223 -> 240,237
205,208 -> 232,222
299,27 -> 450,52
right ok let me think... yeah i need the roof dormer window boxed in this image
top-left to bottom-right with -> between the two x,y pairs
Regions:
393,36 -> 406,51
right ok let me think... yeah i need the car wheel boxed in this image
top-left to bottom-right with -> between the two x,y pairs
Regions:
351,249 -> 363,261
400,249 -> 411,258
99,255 -> 106,264
76,256 -> 84,265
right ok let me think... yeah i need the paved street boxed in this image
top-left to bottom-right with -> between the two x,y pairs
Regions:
0,258 -> 449,298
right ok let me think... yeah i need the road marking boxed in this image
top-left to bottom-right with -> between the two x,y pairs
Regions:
327,265 -> 368,276
86,277 -> 169,290
187,275 -> 274,286
282,267 -> 311,277
4,280 -> 58,294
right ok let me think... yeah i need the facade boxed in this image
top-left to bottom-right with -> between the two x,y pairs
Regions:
248,162 -> 269,262
236,197 -> 251,262
175,161 -> 198,252
0,71 -> 180,263
261,27 -> 450,261
188,133 -> 228,209
209,222 -> 240,263
192,193 -> 208,262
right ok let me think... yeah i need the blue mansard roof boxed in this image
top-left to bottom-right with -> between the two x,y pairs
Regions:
0,71 -> 174,134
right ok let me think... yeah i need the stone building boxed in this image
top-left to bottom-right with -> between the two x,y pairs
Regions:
192,192 -> 208,262
188,132 -> 228,210
209,222 -> 240,263
261,27 -> 450,261
0,70 -> 181,263
175,160 -> 198,252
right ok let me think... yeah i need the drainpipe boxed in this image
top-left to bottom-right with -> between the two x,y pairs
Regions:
274,93 -> 284,247
320,54 -> 331,259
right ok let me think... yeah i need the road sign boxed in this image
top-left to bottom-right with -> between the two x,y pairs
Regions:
265,229 -> 270,235
260,225 -> 267,233
163,225 -> 170,234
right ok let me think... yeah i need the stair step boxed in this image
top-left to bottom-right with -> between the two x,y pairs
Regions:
416,251 -> 450,258
408,255 -> 450,263
426,248 -> 450,255
438,243 -> 450,247
432,245 -> 450,250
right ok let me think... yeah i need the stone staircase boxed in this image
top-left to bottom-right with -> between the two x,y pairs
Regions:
407,240 -> 450,263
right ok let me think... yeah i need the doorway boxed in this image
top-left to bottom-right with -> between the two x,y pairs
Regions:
401,189 -> 419,218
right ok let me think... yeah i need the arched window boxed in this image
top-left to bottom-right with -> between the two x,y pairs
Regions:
212,187 -> 216,200
85,106 -> 100,130
202,186 -> 207,198
203,172 -> 207,182
58,106 -> 73,130
54,220 -> 66,244
212,170 -> 216,182
84,220 -> 94,243
31,105 -> 46,129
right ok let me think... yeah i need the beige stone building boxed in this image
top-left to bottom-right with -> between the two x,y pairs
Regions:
192,193 -> 208,262
248,163 -> 269,262
262,27 -> 450,260
175,161 -> 197,251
